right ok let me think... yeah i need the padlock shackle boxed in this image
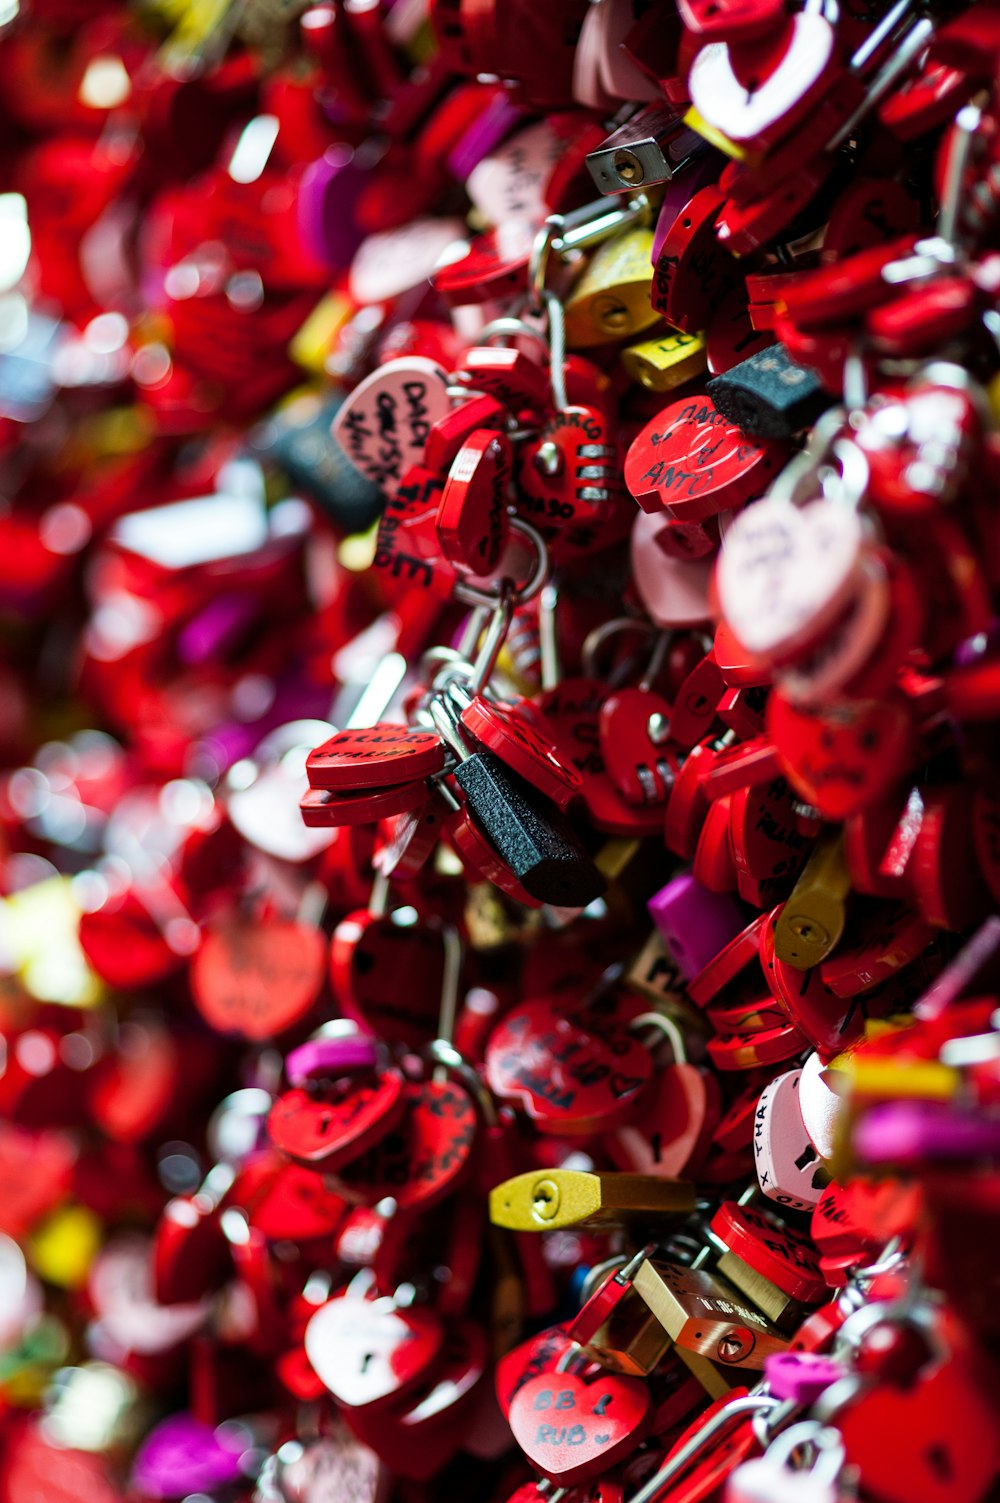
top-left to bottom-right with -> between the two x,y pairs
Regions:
453,516 -> 549,609
625,1394 -> 785,1503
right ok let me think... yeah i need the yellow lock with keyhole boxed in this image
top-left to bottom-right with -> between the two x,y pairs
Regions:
489,1168 -> 695,1232
773,831 -> 851,970
564,228 -> 662,348
621,328 -> 708,392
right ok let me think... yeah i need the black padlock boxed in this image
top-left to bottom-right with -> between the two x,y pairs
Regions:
249,392 -> 384,534
706,342 -> 833,439
430,692 -> 606,908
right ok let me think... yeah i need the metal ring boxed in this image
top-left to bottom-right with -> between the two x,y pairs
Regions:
452,517 -> 550,609
528,216 -> 563,311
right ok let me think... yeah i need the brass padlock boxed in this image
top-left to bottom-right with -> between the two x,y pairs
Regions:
564,228 -> 662,348
631,1260 -> 788,1396
773,830 -> 852,969
489,1169 -> 696,1232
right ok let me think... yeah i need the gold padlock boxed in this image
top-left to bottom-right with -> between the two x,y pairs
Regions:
621,329 -> 708,393
489,1169 -> 696,1232
773,830 -> 851,969
714,1252 -> 815,1334
631,1260 -> 788,1396
564,228 -> 662,348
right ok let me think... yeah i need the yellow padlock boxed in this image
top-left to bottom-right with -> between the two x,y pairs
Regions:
489,1168 -> 695,1232
683,106 -> 748,164
773,830 -> 852,969
621,329 -> 708,393
28,1204 -> 102,1289
564,227 -> 662,348
289,292 -> 355,374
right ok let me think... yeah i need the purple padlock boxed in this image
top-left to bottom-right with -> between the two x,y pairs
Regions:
854,1100 -> 1000,1166
447,94 -> 525,181
298,145 -> 370,270
285,1025 -> 378,1087
647,871 -> 745,979
650,149 -> 726,265
764,1351 -> 845,1405
176,592 -> 259,667
131,1413 -> 252,1499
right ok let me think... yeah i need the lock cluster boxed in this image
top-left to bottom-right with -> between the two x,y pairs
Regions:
0,0 -> 999,1499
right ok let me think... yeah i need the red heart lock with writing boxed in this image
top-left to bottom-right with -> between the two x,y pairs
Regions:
496,1324 -> 578,1419
485,996 -> 653,1134
268,1069 -> 406,1170
768,690 -> 914,821
333,1078 -> 478,1210
509,1371 -> 651,1487
191,916 -> 326,1040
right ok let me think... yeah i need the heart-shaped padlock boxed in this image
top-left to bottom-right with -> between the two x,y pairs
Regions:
191,916 -> 326,1041
333,1077 -> 478,1210
268,1068 -> 406,1171
509,1371 -> 651,1487
767,690 -> 914,821
485,995 -> 653,1134
304,1286 -> 445,1410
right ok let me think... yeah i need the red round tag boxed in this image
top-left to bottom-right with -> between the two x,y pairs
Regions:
625,396 -> 782,520
191,917 -> 326,1040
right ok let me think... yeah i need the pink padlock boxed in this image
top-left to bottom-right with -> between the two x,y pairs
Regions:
332,356 -> 453,491
631,511 -> 714,628
285,1027 -> 380,1087
753,1069 -> 826,1213
647,872 -> 745,980
764,1351 -> 845,1406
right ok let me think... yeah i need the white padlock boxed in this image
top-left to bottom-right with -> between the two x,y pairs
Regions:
726,1421 -> 848,1503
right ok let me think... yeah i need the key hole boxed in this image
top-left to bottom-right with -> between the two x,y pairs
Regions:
925,1444 -> 953,1481
593,1393 -> 613,1417
319,1113 -> 332,1133
360,1352 -> 374,1373
794,1142 -> 817,1173
650,1131 -> 663,1163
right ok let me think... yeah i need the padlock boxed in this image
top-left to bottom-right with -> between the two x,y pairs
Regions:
630,1259 -> 788,1388
564,227 -> 662,347
726,1421 -> 847,1503
625,395 -> 783,519
430,689 -> 605,907
710,1200 -> 827,1329
707,343 -> 833,439
772,832 -> 852,971
569,1248 -> 673,1376
622,330 -> 709,394
489,1169 -> 696,1232
508,1363 -> 652,1488
753,1070 -> 828,1212
587,104 -> 707,196
607,1013 -> 721,1179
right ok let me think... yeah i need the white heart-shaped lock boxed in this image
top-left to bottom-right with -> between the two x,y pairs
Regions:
332,356 -> 453,492
717,496 -> 867,663
304,1291 -> 444,1408
689,13 -> 836,146
753,1068 -> 826,1212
